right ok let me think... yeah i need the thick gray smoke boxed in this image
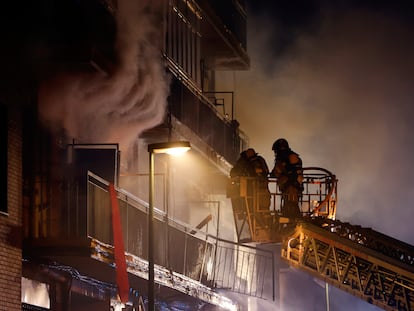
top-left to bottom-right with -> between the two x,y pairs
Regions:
215,4 -> 414,310
38,0 -> 169,154
233,6 -> 414,245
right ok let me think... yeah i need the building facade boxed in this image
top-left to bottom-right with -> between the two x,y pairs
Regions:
2,105 -> 23,311
0,1 -> 275,310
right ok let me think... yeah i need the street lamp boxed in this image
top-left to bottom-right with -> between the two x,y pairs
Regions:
147,141 -> 191,310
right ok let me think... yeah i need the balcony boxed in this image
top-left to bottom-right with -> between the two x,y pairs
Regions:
197,0 -> 249,70
170,78 -> 247,164
24,170 -> 275,307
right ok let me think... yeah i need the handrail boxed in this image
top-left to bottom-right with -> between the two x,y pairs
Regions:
302,167 -> 337,218
228,166 -> 338,243
86,171 -> 275,300
264,166 -> 337,218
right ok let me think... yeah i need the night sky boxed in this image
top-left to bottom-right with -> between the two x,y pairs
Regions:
218,1 -> 414,310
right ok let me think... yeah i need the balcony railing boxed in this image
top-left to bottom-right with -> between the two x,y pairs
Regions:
86,171 -> 275,300
229,167 -> 338,243
202,0 -> 247,50
169,78 -> 247,164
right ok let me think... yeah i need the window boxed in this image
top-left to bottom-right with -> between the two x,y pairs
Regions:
21,277 -> 50,309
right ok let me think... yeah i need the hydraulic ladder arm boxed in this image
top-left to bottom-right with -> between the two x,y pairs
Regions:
228,165 -> 414,310
281,218 -> 414,311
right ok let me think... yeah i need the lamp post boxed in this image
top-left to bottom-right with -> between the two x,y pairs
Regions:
147,141 -> 191,310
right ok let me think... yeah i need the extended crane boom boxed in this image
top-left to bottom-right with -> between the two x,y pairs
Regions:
227,167 -> 414,310
282,218 -> 414,311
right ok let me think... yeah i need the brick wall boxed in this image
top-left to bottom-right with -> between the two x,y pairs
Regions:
0,106 -> 22,311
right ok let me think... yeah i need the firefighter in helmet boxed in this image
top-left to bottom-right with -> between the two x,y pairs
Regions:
245,148 -> 271,210
230,148 -> 256,178
229,148 -> 271,211
270,138 -> 303,218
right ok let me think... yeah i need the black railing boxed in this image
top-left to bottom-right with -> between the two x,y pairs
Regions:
201,0 -> 247,50
169,78 -> 247,164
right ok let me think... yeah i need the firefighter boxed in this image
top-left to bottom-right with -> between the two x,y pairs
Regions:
230,148 -> 256,178
230,148 -> 271,210
270,138 -> 303,218
245,148 -> 271,210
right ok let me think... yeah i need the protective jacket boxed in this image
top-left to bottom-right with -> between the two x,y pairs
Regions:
271,149 -> 303,192
230,152 -> 255,177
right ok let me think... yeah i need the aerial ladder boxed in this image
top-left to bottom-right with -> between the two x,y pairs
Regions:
227,167 -> 414,311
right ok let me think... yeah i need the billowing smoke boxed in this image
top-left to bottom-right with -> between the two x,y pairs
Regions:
233,4 -> 414,245
215,3 -> 414,310
38,0 -> 169,155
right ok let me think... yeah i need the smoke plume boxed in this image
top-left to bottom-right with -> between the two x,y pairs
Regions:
233,4 -> 414,245
38,0 -> 169,154
215,3 -> 414,310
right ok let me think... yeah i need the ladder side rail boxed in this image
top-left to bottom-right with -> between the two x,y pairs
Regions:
282,221 -> 414,311
268,167 -> 337,219
309,218 -> 414,269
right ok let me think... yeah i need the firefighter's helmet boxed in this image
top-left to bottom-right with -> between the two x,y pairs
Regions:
245,148 -> 256,158
272,138 -> 289,152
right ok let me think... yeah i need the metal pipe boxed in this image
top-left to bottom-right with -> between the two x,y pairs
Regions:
148,150 -> 155,311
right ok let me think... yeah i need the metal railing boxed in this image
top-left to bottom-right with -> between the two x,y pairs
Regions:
228,167 -> 338,243
269,167 -> 338,219
169,78 -> 247,164
86,171 -> 275,300
210,236 -> 275,300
